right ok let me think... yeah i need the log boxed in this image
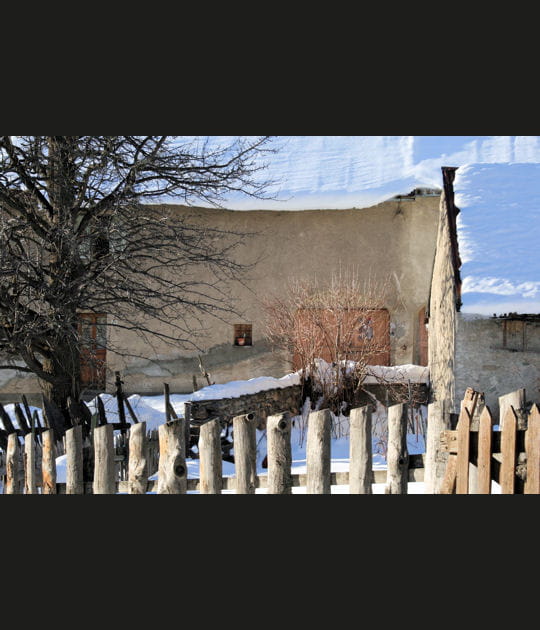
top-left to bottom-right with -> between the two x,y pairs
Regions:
525,404 -> 540,494
5,433 -> 20,494
41,429 -> 57,494
66,425 -> 84,494
349,406 -> 373,494
499,389 -> 526,430
157,419 -> 187,494
306,409 -> 332,494
267,412 -> 292,494
232,413 -> 257,494
93,424 -> 116,494
128,422 -> 148,494
198,418 -> 222,494
385,403 -> 409,494
424,399 -> 452,494
24,433 -> 37,494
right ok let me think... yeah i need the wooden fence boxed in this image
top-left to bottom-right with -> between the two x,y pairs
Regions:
1,402 -> 424,494
437,387 -> 539,494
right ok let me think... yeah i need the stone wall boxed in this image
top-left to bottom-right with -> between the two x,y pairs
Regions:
455,315 -> 540,416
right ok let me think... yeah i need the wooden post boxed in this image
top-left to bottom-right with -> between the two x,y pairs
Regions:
198,418 -> 223,494
385,403 -> 409,494
24,433 -> 37,494
5,433 -> 20,494
499,389 -> 526,430
267,412 -> 292,494
500,406 -> 518,494
157,419 -> 187,494
349,406 -> 372,494
456,407 -> 471,494
233,413 -> 257,494
93,424 -> 116,494
306,409 -> 332,494
477,407 -> 493,494
115,372 -> 127,435
128,422 -> 148,494
41,429 -> 57,494
424,399 -> 452,494
525,404 -> 540,494
66,425 -> 84,494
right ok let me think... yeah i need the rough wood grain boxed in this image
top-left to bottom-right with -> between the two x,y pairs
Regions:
233,413 -> 257,494
424,400 -> 452,494
500,406 -> 518,494
385,403 -> 409,494
157,419 -> 187,494
65,425 -> 84,494
499,389 -> 526,430
524,404 -> 540,494
477,407 -> 493,494
128,422 -> 148,494
455,407 -> 471,494
93,424 -> 116,494
41,429 -> 57,494
267,412 -> 292,494
24,433 -> 37,494
5,433 -> 20,494
198,418 -> 222,494
306,409 -> 332,494
439,454 -> 458,494
349,406 -> 373,494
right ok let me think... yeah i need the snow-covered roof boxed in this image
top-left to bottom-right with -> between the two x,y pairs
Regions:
453,163 -> 540,315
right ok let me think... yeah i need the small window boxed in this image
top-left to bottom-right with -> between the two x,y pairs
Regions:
503,320 -> 526,351
234,324 -> 252,346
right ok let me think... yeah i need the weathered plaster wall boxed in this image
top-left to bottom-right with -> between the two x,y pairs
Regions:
0,196 -> 440,399
428,191 -> 457,409
455,315 -> 540,416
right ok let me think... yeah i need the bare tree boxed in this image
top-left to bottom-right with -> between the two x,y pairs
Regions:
0,136 -> 277,428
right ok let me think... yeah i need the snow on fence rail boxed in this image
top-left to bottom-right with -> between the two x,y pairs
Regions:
0,402 -> 425,495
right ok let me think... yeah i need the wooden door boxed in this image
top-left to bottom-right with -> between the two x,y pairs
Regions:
79,313 -> 107,390
418,306 -> 429,366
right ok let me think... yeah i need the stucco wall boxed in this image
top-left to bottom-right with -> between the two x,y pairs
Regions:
455,315 -> 540,416
0,196 -> 440,399
428,191 -> 457,409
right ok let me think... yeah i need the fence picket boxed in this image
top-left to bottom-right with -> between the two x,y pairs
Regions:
5,433 -> 20,494
93,424 -> 116,494
267,412 -> 292,494
477,407 -> 493,494
456,407 -> 471,494
524,404 -> 540,494
385,403 -> 409,494
500,406 -> 518,494
198,418 -> 222,494
306,409 -> 332,494
232,413 -> 257,494
349,406 -> 372,494
157,419 -> 187,494
24,433 -> 37,494
128,422 -> 148,494
66,425 -> 84,494
41,429 -> 57,494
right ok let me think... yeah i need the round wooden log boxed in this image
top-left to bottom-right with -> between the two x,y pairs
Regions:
424,400 -> 452,494
306,409 -> 332,494
24,433 -> 37,494
199,418 -> 223,494
267,412 -> 292,494
41,429 -> 57,494
349,406 -> 372,494
66,425 -> 84,494
5,433 -> 20,494
157,419 -> 187,494
233,413 -> 257,494
128,422 -> 148,494
93,424 -> 116,494
385,403 -> 409,495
